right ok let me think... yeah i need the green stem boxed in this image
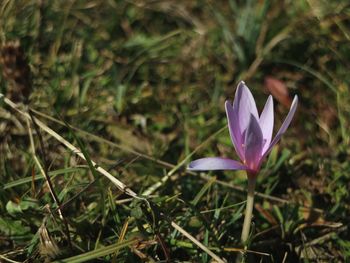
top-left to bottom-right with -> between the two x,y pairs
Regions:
241,173 -> 257,244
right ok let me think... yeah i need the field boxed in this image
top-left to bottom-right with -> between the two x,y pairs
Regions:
1,1 -> 350,262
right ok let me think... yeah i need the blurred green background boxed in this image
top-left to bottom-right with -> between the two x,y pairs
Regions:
1,0 -> 350,262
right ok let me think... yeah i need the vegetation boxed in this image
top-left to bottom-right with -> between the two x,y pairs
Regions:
1,0 -> 350,262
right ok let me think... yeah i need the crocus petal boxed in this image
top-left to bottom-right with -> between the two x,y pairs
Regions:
244,114 -> 264,171
225,101 -> 244,161
259,95 -> 274,153
188,157 -> 247,171
233,81 -> 259,135
263,95 -> 298,157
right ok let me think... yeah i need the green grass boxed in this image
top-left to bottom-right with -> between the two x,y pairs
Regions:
1,0 -> 350,262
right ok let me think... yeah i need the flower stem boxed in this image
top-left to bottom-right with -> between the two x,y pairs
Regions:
241,173 -> 257,244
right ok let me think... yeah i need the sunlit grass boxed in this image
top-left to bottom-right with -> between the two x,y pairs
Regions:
1,0 -> 350,262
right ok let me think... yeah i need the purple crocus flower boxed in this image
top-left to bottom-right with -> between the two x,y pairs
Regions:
189,81 -> 298,175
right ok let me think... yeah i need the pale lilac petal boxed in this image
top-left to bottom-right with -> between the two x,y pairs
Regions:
259,95 -> 274,153
225,101 -> 244,161
263,95 -> 298,157
188,157 -> 247,171
244,114 -> 264,171
233,81 -> 259,135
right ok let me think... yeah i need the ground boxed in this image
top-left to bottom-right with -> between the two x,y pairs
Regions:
0,1 -> 350,262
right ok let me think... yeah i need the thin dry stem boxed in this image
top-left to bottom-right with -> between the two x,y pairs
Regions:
0,255 -> 22,263
171,221 -> 226,263
26,116 -> 72,249
142,126 -> 226,196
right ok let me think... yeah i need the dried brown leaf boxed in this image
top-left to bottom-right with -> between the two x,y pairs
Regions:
264,76 -> 292,107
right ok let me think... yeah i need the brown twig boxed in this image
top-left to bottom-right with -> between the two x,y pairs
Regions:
26,116 -> 72,249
